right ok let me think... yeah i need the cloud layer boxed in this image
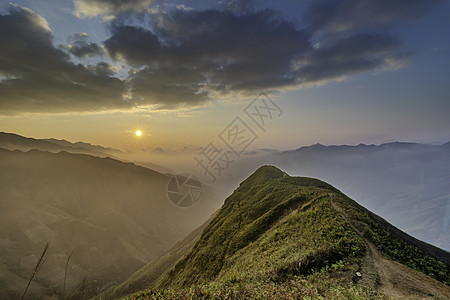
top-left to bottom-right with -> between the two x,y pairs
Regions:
305,0 -> 439,33
104,10 -> 312,106
65,33 -> 104,58
0,0 -> 441,114
101,4 -> 416,107
74,0 -> 154,18
0,5 -> 126,114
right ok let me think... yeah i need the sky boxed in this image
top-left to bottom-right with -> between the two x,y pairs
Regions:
1,0 -> 449,162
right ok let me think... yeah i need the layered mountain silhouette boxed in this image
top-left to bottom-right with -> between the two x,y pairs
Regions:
0,147 -> 221,299
103,166 -> 450,299
0,132 -> 172,174
0,132 -> 119,157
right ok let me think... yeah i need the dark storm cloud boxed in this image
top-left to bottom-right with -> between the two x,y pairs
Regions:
130,66 -> 209,108
105,9 -> 312,103
305,0 -> 441,33
295,33 -> 408,83
65,33 -> 103,58
88,62 -> 118,76
107,9 -> 311,67
103,7 -> 411,105
104,25 -> 163,66
0,5 -> 127,115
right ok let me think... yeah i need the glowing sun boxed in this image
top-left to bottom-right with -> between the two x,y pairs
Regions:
135,130 -> 142,137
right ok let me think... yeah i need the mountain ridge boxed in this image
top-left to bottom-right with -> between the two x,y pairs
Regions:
0,131 -> 175,174
118,166 -> 449,299
289,141 -> 450,154
0,131 -> 117,157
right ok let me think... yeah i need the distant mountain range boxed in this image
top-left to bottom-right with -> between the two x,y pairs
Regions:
100,166 -> 450,299
0,132 -> 121,157
43,138 -> 123,155
0,131 -> 173,174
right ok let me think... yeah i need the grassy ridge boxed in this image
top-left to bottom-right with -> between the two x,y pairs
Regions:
158,166 -> 341,288
127,196 -> 371,299
122,166 -> 450,299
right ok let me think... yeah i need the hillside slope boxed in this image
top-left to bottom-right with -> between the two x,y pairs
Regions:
97,213 -> 217,300
0,148 -> 221,299
126,166 -> 449,299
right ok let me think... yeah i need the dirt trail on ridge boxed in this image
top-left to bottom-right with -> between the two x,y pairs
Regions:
329,194 -> 450,299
